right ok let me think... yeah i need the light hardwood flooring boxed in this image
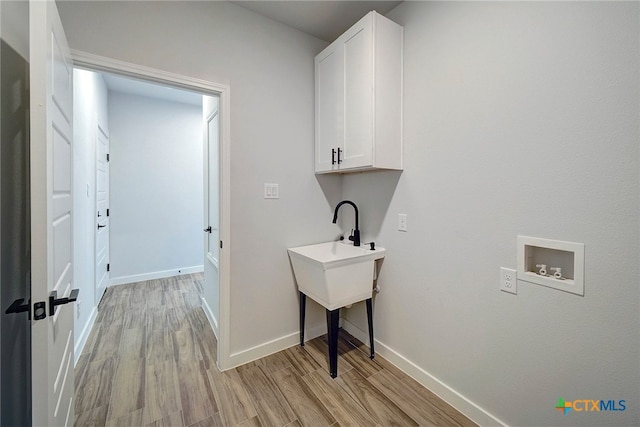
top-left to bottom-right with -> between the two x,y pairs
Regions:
75,274 -> 476,427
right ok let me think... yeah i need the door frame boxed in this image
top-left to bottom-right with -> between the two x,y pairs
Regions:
71,50 -> 233,370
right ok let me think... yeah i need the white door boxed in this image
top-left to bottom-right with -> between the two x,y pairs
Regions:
30,1 -> 76,426
95,124 -> 109,304
203,96 -> 220,338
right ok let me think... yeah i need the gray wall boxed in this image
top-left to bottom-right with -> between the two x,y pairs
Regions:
108,91 -> 203,283
342,2 -> 639,426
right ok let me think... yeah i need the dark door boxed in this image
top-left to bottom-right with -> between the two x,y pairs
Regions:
1,23 -> 32,427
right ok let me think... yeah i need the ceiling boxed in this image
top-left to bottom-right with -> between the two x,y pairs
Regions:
231,1 -> 403,42
102,72 -> 203,106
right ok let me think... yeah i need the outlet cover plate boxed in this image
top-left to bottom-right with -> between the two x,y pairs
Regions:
500,267 -> 517,294
398,214 -> 407,232
264,183 -> 279,199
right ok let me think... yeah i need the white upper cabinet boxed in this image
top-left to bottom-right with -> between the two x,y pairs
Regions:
315,11 -> 403,174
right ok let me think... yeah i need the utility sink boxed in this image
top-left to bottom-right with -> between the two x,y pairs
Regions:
287,241 -> 385,310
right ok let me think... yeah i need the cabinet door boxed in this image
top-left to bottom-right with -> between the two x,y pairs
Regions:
341,18 -> 373,170
315,46 -> 343,172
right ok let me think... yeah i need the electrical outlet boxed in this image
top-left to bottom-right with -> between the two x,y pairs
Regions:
398,214 -> 407,232
500,267 -> 517,294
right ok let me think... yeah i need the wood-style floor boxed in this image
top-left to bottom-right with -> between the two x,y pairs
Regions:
75,274 -> 476,427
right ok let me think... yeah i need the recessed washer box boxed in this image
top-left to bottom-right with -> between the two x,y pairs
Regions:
517,236 -> 585,296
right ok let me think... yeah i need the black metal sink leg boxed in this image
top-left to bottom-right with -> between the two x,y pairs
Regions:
366,298 -> 375,359
326,308 -> 340,378
299,292 -> 306,346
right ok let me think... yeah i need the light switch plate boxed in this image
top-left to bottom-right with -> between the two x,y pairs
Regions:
264,183 -> 279,199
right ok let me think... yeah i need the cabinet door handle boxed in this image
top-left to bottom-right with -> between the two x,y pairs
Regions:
331,148 -> 336,165
337,148 -> 342,164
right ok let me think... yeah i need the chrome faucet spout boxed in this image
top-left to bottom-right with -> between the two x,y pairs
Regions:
332,200 -> 360,246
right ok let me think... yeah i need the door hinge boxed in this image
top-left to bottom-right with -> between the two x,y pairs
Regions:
106,153 -> 110,162
107,208 -> 110,217
107,263 -> 110,272
220,241 -> 223,249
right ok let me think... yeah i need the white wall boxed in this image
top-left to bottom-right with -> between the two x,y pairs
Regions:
72,68 -> 109,359
58,0 -> 340,360
108,91 -> 203,283
342,2 -> 639,426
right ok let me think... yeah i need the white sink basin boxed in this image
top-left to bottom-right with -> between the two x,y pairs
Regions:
287,241 -> 385,310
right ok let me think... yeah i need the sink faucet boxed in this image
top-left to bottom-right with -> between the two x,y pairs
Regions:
332,200 -> 360,246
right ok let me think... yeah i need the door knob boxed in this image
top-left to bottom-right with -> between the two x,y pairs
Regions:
49,289 -> 79,316
204,226 -> 212,233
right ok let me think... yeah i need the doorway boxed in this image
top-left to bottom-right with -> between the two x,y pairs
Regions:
72,52 -> 230,369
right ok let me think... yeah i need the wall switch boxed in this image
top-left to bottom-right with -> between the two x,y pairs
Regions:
500,267 -> 517,294
264,183 -> 279,199
398,214 -> 407,232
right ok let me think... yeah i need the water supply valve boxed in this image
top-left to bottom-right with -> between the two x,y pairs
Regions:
550,267 -> 564,280
536,264 -> 547,276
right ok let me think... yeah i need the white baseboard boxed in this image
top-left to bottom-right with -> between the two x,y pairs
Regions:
74,306 -> 98,366
109,265 -> 204,286
201,296 -> 219,339
225,321 -> 327,369
341,318 -> 506,427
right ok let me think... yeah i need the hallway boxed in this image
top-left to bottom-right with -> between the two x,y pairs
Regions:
75,274 -> 475,426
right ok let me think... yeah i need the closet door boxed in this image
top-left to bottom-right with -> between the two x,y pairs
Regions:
315,44 -> 343,173
341,16 -> 373,170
